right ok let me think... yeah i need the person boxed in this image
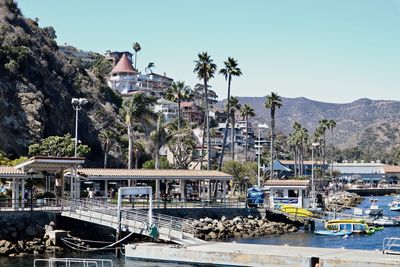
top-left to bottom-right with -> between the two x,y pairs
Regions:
87,188 -> 94,198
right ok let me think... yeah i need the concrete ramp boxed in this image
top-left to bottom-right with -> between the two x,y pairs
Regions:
60,199 -> 204,246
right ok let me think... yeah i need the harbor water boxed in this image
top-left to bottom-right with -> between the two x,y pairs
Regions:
1,195 -> 399,266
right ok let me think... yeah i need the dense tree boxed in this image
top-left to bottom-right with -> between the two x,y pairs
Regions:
120,93 -> 157,169
166,81 -> 191,131
240,104 -> 255,162
29,134 -> 91,157
193,52 -> 217,170
265,92 -> 282,179
218,57 -> 242,170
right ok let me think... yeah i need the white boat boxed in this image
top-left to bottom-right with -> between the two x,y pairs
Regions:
366,198 -> 383,216
373,217 -> 400,227
389,195 -> 400,211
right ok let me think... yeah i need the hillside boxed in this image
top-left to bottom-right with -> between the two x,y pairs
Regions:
0,1 -> 124,165
233,96 -> 400,153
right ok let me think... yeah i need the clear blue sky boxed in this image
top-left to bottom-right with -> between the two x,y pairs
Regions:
16,0 -> 400,103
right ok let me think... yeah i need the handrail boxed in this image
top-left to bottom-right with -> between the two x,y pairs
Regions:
383,237 -> 400,254
34,258 -> 113,267
61,198 -> 197,238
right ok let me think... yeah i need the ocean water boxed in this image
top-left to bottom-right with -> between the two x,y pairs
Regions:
1,195 -> 399,266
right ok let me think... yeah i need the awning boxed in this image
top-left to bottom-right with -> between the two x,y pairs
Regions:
264,160 -> 292,172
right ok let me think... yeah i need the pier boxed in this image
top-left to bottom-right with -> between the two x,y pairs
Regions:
125,242 -> 400,267
346,188 -> 400,196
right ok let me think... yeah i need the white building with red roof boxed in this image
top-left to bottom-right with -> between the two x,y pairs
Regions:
107,52 -> 173,97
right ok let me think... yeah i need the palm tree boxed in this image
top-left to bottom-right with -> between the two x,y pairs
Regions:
265,92 -> 282,179
193,52 -> 217,170
132,42 -> 141,70
145,62 -> 155,74
228,96 -> 241,161
326,119 -> 336,175
218,57 -> 242,170
240,104 -> 255,162
120,93 -> 157,169
166,81 -> 191,131
99,129 -> 116,168
318,119 -> 329,168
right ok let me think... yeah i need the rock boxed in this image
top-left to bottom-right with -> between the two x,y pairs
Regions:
0,247 -> 9,255
221,216 -> 227,222
24,225 -> 37,237
3,241 -> 11,249
45,239 -> 54,247
247,215 -> 254,219
232,216 -> 242,224
208,231 -> 218,239
204,217 -> 213,223
0,240 -> 6,247
33,250 -> 40,255
192,220 -> 201,227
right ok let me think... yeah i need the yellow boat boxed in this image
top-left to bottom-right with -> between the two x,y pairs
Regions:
325,219 -> 369,233
280,205 -> 314,218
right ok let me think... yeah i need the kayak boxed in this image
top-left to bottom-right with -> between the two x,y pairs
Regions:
315,230 -> 352,236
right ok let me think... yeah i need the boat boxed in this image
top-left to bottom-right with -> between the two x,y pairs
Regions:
365,199 -> 383,216
325,219 -> 369,233
373,217 -> 400,227
279,205 -> 314,218
389,195 -> 400,211
315,230 -> 352,236
366,227 -> 375,235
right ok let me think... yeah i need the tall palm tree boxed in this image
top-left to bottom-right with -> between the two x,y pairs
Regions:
326,119 -> 336,175
99,129 -> 116,168
318,119 -> 329,168
218,57 -> 242,170
132,42 -> 141,70
120,93 -> 157,169
145,62 -> 155,74
193,52 -> 217,170
166,81 -> 191,131
265,92 -> 282,179
240,104 -> 255,162
228,96 -> 241,161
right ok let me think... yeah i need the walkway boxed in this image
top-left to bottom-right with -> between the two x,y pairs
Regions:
60,199 -> 205,246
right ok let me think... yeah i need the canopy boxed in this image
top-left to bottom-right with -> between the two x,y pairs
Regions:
264,160 -> 292,172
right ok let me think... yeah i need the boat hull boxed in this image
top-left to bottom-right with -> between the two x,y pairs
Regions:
315,230 -> 352,236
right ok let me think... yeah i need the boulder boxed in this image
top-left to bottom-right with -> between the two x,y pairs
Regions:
221,216 -> 227,222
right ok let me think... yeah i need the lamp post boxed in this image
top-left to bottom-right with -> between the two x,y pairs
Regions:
71,98 -> 88,157
26,168 -> 37,211
243,176 -> 249,208
71,98 -> 88,199
257,124 -> 269,187
311,142 -> 319,210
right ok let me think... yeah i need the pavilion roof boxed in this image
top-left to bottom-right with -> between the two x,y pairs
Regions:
70,168 -> 233,181
111,53 -> 137,74
0,166 -> 26,178
264,179 -> 310,187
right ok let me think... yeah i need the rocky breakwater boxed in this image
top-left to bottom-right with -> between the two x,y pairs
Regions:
325,191 -> 363,212
192,215 -> 298,240
0,223 -> 63,257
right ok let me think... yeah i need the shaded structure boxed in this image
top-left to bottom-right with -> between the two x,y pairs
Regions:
264,179 -> 310,208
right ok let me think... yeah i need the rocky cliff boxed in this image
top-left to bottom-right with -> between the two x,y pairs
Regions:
0,1 -> 124,165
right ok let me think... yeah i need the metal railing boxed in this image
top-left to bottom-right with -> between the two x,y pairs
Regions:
0,198 -> 61,211
383,238 -> 400,254
61,199 -> 197,240
34,258 -> 113,267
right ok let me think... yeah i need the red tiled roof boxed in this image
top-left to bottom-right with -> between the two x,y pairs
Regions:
280,160 -> 325,165
383,165 -> 400,173
181,102 -> 195,107
264,179 -> 310,187
111,54 -> 136,74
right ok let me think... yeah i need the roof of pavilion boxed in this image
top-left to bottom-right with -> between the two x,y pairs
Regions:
264,179 -> 310,187
14,156 -> 85,173
0,166 -> 27,178
70,168 -> 233,181
111,53 -> 137,74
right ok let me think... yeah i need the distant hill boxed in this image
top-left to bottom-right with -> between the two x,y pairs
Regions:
220,96 -> 400,153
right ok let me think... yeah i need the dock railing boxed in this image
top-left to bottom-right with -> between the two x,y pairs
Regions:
34,257 -> 113,267
383,237 -> 400,254
0,198 -> 60,211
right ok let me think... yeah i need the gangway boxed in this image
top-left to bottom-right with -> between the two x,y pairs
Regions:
60,199 -> 205,246
34,257 -> 113,267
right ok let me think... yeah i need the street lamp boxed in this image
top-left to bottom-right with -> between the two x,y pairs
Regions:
26,168 -> 37,211
257,124 -> 269,187
311,142 -> 319,210
243,176 -> 249,208
71,98 -> 87,199
71,98 -> 88,157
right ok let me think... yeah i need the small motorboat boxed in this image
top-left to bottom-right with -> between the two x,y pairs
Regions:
389,195 -> 400,211
325,219 -> 369,234
315,230 -> 352,236
373,217 -> 400,227
365,199 -> 383,217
